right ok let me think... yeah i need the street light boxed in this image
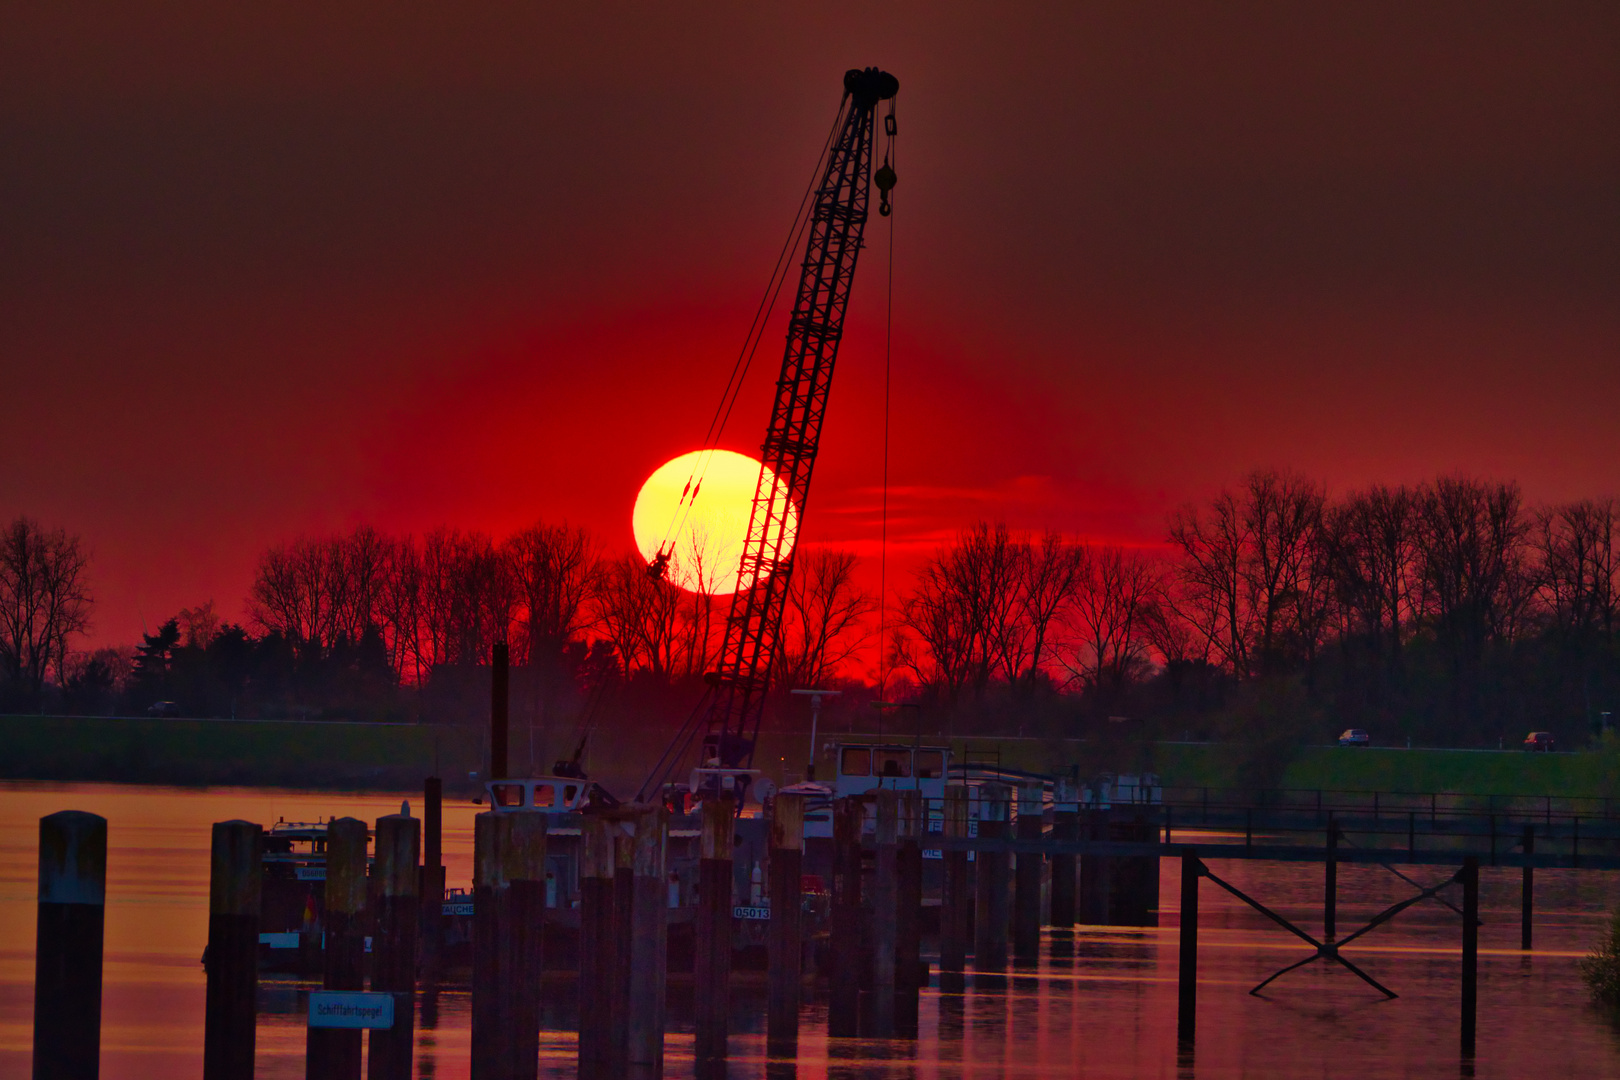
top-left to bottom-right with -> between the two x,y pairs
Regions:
790,688 -> 841,781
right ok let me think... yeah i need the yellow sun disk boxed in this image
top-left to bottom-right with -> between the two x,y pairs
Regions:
632,449 -> 799,595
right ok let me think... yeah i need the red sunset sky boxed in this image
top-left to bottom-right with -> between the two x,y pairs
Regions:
3,3 -> 1618,650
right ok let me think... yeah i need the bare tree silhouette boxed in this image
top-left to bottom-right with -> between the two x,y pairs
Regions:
0,516 -> 92,693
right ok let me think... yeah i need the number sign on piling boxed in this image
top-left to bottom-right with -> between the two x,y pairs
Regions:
308,991 -> 395,1030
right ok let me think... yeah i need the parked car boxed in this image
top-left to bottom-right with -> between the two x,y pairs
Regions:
1338,728 -> 1370,747
1523,731 -> 1556,752
146,700 -> 180,718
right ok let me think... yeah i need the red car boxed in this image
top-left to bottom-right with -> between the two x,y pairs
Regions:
1523,731 -> 1556,752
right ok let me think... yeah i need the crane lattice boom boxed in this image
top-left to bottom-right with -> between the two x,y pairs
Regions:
703,67 -> 898,777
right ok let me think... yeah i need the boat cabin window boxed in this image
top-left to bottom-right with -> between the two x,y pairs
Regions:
915,750 -> 944,779
531,786 -> 556,808
563,785 -> 579,805
840,747 -> 871,776
874,748 -> 911,778
492,783 -> 525,807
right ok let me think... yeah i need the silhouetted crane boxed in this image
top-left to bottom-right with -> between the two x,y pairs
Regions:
640,67 -> 898,804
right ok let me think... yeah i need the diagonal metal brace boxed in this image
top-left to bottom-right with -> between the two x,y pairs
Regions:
1337,833 -> 1468,919
1200,865 -> 1439,1000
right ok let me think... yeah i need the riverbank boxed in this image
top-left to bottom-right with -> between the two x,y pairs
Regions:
3,714 -> 1615,799
0,714 -> 483,791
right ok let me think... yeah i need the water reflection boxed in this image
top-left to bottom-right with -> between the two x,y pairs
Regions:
4,783 -> 1620,1078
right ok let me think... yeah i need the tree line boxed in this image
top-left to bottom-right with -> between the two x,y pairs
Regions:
1,517 -> 877,722
896,470 -> 1620,748
7,467 -> 1619,750
243,523 -> 874,693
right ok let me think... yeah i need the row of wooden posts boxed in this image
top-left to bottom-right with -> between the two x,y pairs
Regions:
35,778 -> 1499,1078
29,779 -> 1154,1080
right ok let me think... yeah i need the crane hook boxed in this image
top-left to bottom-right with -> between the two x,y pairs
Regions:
874,159 -> 897,217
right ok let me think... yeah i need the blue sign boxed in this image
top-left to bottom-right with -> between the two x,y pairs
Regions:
308,991 -> 395,1029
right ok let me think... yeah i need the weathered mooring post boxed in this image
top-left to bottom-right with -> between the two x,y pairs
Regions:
472,809 -> 547,1080
869,789 -> 900,1036
896,790 -> 924,1038
204,819 -> 261,1080
1521,824 -> 1534,952
609,827 -> 634,1072
627,805 -> 669,1080
1079,807 -> 1111,925
768,792 -> 806,1051
939,786 -> 970,992
693,796 -> 735,1073
1461,855 -> 1479,1057
472,812 -> 507,1080
308,817 -> 368,1080
368,813 -> 421,1080
578,816 -> 615,1079
828,796 -> 864,1038
490,641 -> 510,780
35,810 -> 108,1080
506,811 -> 547,1080
1324,817 -> 1339,942
974,783 -> 1011,980
1049,788 -> 1078,929
1177,848 -> 1200,1046
1013,781 -> 1043,962
420,776 -> 445,981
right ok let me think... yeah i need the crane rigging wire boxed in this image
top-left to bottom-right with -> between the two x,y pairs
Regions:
650,96 -> 854,576
877,94 -> 897,703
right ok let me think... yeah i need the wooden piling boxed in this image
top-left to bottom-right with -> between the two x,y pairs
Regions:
1049,801 -> 1078,929
491,641 -> 510,780
470,809 -> 547,1080
609,830 -> 634,1073
939,786 -> 970,992
627,805 -> 669,1080
1521,824 -> 1534,952
420,777 -> 445,981
828,796 -> 864,1038
1177,848 -> 1199,1046
768,793 -> 806,1050
204,820 -> 262,1080
1013,782 -> 1043,962
34,810 -> 107,1080
869,790 -> 899,1036
1324,817 -> 1338,942
1461,856 -> 1479,1057
578,816 -> 615,1080
307,816 -> 368,1080
1079,808 -> 1111,925
895,790 -> 924,1038
505,812 -> 547,1080
974,783 -> 1011,978
471,812 -> 508,1080
693,797 -> 735,1071
367,814 -> 421,1080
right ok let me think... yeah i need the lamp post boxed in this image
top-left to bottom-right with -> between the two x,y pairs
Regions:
790,688 -> 841,781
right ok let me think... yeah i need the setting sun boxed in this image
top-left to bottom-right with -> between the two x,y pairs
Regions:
632,449 -> 799,595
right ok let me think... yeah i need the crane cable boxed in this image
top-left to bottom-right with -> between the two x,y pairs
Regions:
877,95 -> 897,702
650,95 -> 853,578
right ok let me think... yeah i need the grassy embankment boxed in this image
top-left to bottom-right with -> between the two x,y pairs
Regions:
1153,742 -> 1619,798
4,715 -> 1615,798
0,714 -> 483,791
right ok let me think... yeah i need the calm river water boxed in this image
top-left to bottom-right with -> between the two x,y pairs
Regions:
3,782 -> 1620,1078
